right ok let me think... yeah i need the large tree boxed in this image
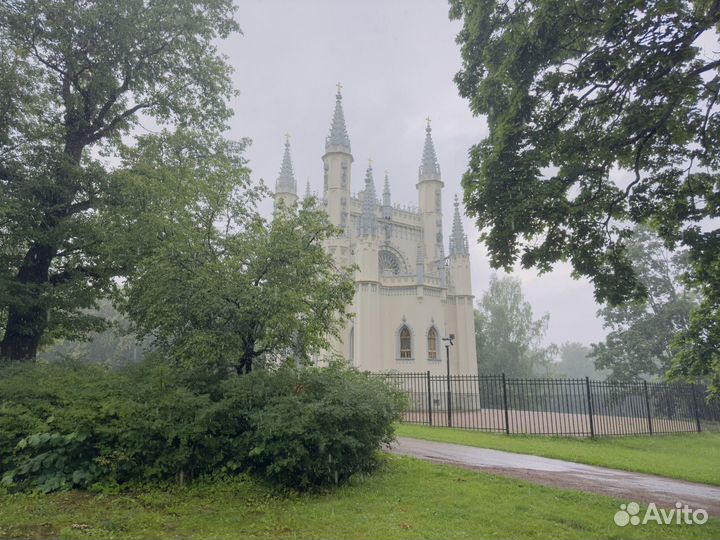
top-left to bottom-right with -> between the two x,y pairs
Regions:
119,132 -> 356,375
450,0 -> 720,390
0,0 -> 238,360
591,226 -> 697,381
475,274 -> 556,377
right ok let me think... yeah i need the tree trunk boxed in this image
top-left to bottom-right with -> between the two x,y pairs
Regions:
0,135 -> 82,361
0,242 -> 56,360
235,340 -> 255,374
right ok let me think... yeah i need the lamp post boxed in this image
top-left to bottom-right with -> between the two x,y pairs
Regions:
442,334 -> 454,427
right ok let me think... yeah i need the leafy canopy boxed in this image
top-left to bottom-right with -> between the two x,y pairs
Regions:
0,0 -> 239,359
450,0 -> 720,389
590,226 -> 697,382
119,133 -> 355,376
475,274 -> 556,377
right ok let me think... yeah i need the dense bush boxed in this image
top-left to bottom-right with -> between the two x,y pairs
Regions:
0,360 -> 405,492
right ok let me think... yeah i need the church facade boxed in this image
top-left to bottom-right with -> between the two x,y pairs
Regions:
273,87 -> 478,375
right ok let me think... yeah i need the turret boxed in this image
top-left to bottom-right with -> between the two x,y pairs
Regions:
449,194 -> 470,258
416,118 -> 444,270
360,160 -> 377,237
382,170 -> 392,220
274,134 -> 298,212
322,83 -> 353,234
448,195 -> 471,298
447,193 -> 476,373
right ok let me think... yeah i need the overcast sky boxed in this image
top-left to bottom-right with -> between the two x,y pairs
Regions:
219,0 -> 607,348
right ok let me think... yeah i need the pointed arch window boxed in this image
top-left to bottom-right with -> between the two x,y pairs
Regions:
399,325 -> 412,359
427,327 -> 438,360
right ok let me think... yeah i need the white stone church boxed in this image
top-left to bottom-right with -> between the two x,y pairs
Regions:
273,87 -> 478,375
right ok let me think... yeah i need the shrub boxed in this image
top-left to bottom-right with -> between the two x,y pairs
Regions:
0,359 -> 405,492
223,363 -> 407,489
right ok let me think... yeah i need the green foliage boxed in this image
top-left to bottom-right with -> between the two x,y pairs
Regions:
3,431 -> 101,493
590,226 -> 697,382
450,0 -> 720,391
5,457 -> 720,540
120,145 -> 356,374
37,300 -> 149,366
226,364 -> 406,490
475,275 -> 556,377
0,0 -> 240,359
0,360 -> 405,493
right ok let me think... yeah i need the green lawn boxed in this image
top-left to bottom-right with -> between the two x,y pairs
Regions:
0,456 -> 718,539
397,424 -> 720,485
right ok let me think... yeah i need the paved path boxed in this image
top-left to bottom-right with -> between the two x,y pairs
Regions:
389,437 -> 720,515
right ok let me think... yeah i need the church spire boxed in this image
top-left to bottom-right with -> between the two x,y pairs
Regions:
449,194 -> 469,256
325,83 -> 351,153
304,179 -> 312,200
276,134 -> 297,195
360,160 -> 377,236
382,170 -> 392,219
419,117 -> 440,178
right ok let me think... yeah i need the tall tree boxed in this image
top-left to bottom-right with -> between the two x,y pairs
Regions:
591,226 -> 697,381
0,0 -> 238,360
475,274 -> 556,377
450,0 -> 720,391
120,134 -> 356,374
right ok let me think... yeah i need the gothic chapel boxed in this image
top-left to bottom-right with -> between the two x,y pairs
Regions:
273,86 -> 478,375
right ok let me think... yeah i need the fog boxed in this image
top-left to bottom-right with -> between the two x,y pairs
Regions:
219,0 -> 606,347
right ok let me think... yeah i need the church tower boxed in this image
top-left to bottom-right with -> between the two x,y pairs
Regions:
416,120 -> 444,276
322,84 -> 353,268
447,195 -> 478,373
355,161 -> 381,367
273,134 -> 298,211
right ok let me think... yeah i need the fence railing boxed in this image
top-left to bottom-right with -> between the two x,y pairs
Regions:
378,372 -> 720,437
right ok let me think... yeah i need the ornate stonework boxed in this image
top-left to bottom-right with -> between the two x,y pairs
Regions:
273,87 -> 478,374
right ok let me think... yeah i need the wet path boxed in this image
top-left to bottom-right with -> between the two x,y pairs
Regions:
389,437 -> 720,515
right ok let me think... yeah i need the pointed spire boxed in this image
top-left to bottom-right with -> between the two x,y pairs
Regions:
276,134 -> 297,195
419,117 -> 440,178
360,159 -> 377,236
382,170 -> 392,219
304,179 -> 312,200
450,194 -> 469,256
325,83 -> 351,153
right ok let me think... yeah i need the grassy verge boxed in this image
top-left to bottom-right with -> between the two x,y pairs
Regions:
396,424 -> 720,485
1,456 -> 718,539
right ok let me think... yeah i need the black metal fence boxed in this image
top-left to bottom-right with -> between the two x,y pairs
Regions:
379,372 -> 720,437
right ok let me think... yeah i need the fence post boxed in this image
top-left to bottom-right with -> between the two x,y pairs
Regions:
502,373 -> 510,435
585,376 -> 595,438
691,383 -> 702,433
426,370 -> 433,427
643,380 -> 653,435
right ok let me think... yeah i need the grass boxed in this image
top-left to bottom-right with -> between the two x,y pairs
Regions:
396,424 -> 720,486
0,456 -> 718,539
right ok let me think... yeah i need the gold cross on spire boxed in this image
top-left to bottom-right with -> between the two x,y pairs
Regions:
368,158 -> 373,167
336,82 -> 343,94
426,116 -> 432,127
